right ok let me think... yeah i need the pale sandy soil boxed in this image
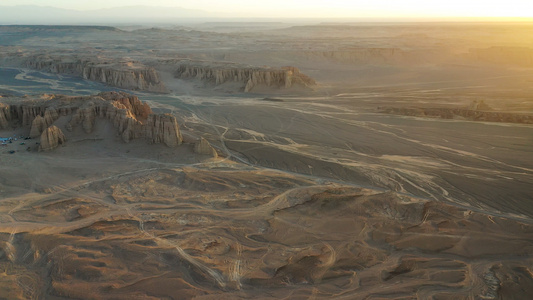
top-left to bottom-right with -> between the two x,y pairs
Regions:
1,120 -> 532,299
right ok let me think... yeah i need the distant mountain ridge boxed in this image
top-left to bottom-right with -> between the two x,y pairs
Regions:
0,5 -> 212,25
0,25 -> 121,31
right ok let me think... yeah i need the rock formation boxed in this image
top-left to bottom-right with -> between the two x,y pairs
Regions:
379,106 -> 533,124
145,114 -> 183,147
29,107 -> 60,137
29,115 -> 47,138
21,55 -> 168,93
0,103 -> 9,128
0,91 -> 184,149
194,137 -> 218,158
39,125 -> 66,151
174,63 -> 316,92
44,107 -> 59,125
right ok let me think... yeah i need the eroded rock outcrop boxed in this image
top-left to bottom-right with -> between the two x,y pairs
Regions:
379,106 -> 533,124
0,91 -> 183,150
194,137 -> 217,158
30,115 -> 47,138
174,63 -> 316,92
44,107 -> 59,126
0,103 -> 9,128
39,125 -> 66,151
22,55 -> 168,93
145,114 -> 183,147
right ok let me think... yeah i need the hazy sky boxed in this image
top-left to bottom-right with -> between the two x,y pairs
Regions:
2,0 -> 532,18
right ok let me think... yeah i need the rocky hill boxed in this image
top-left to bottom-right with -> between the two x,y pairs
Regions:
174,62 -> 316,92
0,91 -> 183,149
1,54 -> 168,93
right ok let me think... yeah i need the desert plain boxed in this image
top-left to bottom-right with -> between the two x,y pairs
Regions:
0,21 -> 532,299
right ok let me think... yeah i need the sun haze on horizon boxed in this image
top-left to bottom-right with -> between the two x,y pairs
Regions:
2,0 -> 533,19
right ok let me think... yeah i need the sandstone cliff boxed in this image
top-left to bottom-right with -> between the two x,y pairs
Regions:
29,107 -> 60,137
145,114 -> 183,147
39,125 -> 66,151
194,137 -> 218,158
174,63 -> 316,92
30,115 -> 47,138
20,55 -> 168,93
0,92 -> 183,149
0,96 -> 66,129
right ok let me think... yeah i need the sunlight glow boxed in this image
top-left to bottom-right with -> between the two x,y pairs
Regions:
2,0 -> 533,19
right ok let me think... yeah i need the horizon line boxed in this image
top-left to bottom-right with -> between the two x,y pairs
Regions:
0,5 -> 532,21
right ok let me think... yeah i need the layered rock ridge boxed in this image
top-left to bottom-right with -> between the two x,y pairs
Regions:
379,106 -> 533,124
174,63 -> 316,92
20,55 -> 168,93
0,91 -> 183,149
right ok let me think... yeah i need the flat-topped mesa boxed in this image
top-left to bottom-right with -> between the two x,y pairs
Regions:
0,103 -> 9,128
29,115 -> 47,138
0,92 -> 183,149
174,63 -> 316,92
23,55 -> 168,93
